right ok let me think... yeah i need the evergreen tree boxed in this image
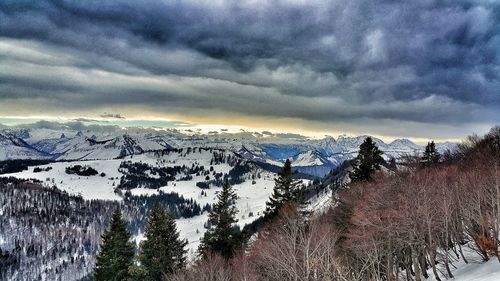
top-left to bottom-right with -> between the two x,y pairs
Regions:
349,137 -> 385,182
139,203 -> 187,281
126,265 -> 148,281
422,141 -> 440,164
94,209 -> 135,281
388,157 -> 397,170
264,159 -> 303,217
198,181 -> 240,259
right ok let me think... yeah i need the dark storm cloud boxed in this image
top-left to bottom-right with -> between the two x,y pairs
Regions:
0,0 -> 499,138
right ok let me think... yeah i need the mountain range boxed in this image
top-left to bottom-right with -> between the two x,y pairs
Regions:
0,122 -> 456,177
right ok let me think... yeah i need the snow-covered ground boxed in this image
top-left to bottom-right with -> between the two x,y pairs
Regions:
306,187 -> 333,214
1,149 -> 283,254
430,258 -> 500,281
426,247 -> 500,281
2,158 -> 125,200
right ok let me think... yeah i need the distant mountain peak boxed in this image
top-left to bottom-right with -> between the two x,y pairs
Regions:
291,150 -> 330,167
389,138 -> 419,149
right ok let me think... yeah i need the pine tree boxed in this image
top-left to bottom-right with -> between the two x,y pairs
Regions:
388,157 -> 397,170
422,141 -> 440,164
126,265 -> 148,281
264,159 -> 303,217
198,181 -> 240,259
94,209 -> 135,281
349,137 -> 385,182
139,203 -> 187,281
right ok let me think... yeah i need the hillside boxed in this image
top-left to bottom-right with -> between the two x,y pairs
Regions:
168,127 -> 500,281
0,146 -> 320,270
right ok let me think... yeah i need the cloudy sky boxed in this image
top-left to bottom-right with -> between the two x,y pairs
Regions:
1,0 -> 499,141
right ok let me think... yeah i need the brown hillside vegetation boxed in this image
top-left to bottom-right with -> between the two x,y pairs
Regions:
173,127 -> 500,281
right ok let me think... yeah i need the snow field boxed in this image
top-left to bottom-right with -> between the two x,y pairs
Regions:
2,149 -> 281,255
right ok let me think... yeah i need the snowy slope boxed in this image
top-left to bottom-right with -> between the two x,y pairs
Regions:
56,134 -> 141,160
389,138 -> 422,151
425,247 -> 500,281
2,159 -> 124,200
1,149 -> 285,254
436,141 -> 458,154
0,131 -> 49,160
55,134 -> 171,160
292,150 -> 331,166
166,175 -> 276,254
32,134 -> 88,156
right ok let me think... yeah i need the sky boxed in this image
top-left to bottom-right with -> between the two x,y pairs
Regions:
0,0 -> 499,141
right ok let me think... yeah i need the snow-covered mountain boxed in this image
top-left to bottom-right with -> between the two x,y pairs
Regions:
0,122 -> 455,177
286,150 -> 335,177
0,131 -> 49,160
292,150 -> 331,166
55,133 -> 173,160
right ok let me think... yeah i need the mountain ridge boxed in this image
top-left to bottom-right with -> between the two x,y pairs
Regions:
0,123 -> 457,177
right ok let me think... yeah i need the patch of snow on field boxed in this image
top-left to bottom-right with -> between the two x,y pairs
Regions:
152,168 -> 276,255
307,187 -> 333,215
425,247 -> 500,281
1,159 -> 124,200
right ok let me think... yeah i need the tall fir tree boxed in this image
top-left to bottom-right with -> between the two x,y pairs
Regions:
264,159 -> 303,217
349,137 -> 385,182
198,181 -> 240,259
139,203 -> 187,281
94,209 -> 135,281
422,141 -> 440,164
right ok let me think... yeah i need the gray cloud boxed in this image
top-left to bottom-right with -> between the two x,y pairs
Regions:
73,118 -> 101,123
0,0 -> 499,139
100,113 -> 125,119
